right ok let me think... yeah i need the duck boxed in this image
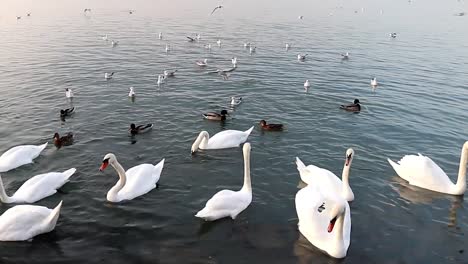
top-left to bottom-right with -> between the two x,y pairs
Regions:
164,69 -> 178,77
53,132 -> 74,148
295,184 -> 351,258
129,123 -> 153,135
230,96 -> 242,106
203,110 -> 228,121
99,153 -> 164,203
295,148 -> 355,202
196,59 -> 208,67
104,72 -> 114,80
298,54 -> 308,61
387,141 -> 468,195
341,52 -> 349,59
65,88 -> 73,98
128,87 -> 135,97
0,201 -> 62,241
259,120 -> 284,131
340,99 -> 361,112
191,126 -> 254,153
0,168 -> 75,203
0,143 -> 48,173
195,143 -> 252,221
60,107 -> 75,118
304,80 -> 311,89
371,78 -> 378,86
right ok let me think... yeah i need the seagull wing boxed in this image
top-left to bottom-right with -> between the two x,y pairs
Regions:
211,6 -> 219,15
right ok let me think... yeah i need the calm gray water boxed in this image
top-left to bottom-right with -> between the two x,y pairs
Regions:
0,0 -> 467,263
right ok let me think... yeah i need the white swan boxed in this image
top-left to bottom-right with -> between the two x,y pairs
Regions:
0,143 -> 48,173
191,126 -> 254,153
128,87 -> 135,97
0,168 -> 75,203
304,80 -> 311,89
371,78 -> 378,86
99,153 -> 165,203
388,141 -> 468,195
65,88 -> 73,98
195,143 -> 252,221
295,148 -> 355,202
0,201 -> 62,241
295,185 -> 351,258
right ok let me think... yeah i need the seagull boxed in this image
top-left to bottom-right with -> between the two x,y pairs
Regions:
129,87 -> 135,97
164,69 -> 178,77
298,15 -> 304,19
84,9 -> 91,12
211,5 -> 223,15
196,33 -> 201,41
454,12 -> 466,16
16,16 -> 21,20
231,57 -> 237,67
157,75 -> 165,86
158,32 -> 163,40
104,72 -> 114,80
249,46 -> 256,54
285,43 -> 291,50
230,97 -> 242,106
165,44 -> 171,53
304,80 -> 311,89
129,10 -> 135,14
196,59 -> 208,67
111,40 -> 119,47
187,36 -> 195,42
102,35 -> 108,41
65,88 -> 73,98
297,54 -> 308,61
390,33 -> 397,38
217,39 -> 222,47
205,44 -> 212,51
341,52 -> 350,59
243,42 -> 251,48
371,78 -> 378,86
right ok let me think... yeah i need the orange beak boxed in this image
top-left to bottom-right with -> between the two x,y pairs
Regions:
99,162 -> 108,171
328,217 -> 337,233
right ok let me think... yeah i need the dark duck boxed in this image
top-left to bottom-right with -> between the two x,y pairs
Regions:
129,123 -> 153,135
203,110 -> 228,121
340,99 -> 361,112
54,132 -> 74,148
259,120 -> 284,131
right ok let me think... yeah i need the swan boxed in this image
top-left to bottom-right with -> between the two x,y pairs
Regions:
304,80 -> 311,89
371,78 -> 378,86
295,148 -> 355,202
129,87 -> 135,97
387,141 -> 468,195
0,201 -> 62,241
295,185 -> 351,258
0,143 -> 48,173
0,168 -> 76,203
191,126 -> 254,153
99,153 -> 165,203
195,143 -> 252,221
65,88 -> 73,98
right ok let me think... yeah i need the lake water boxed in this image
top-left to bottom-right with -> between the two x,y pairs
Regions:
0,0 -> 467,263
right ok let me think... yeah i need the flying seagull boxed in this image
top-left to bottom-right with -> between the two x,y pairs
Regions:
84,9 -> 91,12
211,5 -> 223,15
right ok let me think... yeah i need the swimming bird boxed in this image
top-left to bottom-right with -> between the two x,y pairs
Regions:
27,13 -> 31,17
158,32 -> 163,39
286,43 -> 291,50
341,52 -> 350,59
196,59 -> 208,67
243,42 -> 251,48
102,35 -> 108,41
191,126 -> 254,153
165,44 -> 170,53
298,54 -> 308,61
53,132 -> 74,148
249,46 -> 256,54
259,120 -> 284,131
111,40 -> 118,47
454,12 -> 466,16
84,8 -> 91,12
157,74 -> 165,86
205,44 -> 212,50
390,32 -> 397,38
296,148 -> 355,202
340,99 -> 361,112
195,143 -> 252,221
65,88 -> 73,98
231,57 -> 238,67
164,69 -> 177,77
196,33 -> 201,41
387,141 -> 468,195
298,15 -> 304,19
203,110 -> 228,121
16,16 -> 21,20
128,87 -> 135,97
187,36 -> 195,42
230,96 -> 242,106
105,72 -> 114,80
304,80 -> 311,89
129,10 -> 135,14
0,143 -> 48,173
0,168 -> 75,203
217,39 -> 222,47
99,153 -> 164,203
295,185 -> 351,258
129,123 -> 153,135
211,5 -> 223,15
371,78 -> 378,87
60,107 -> 75,118
0,201 -> 62,241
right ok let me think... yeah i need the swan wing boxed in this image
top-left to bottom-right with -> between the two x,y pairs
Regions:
196,190 -> 251,220
206,128 -> 252,149
296,158 -> 342,197
12,168 -> 76,203
0,205 -> 52,241
119,161 -> 163,200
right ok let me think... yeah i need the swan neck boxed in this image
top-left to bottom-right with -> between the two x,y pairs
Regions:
0,175 -> 12,203
108,159 -> 127,199
333,209 -> 346,254
341,159 -> 353,199
455,143 -> 468,193
241,149 -> 252,192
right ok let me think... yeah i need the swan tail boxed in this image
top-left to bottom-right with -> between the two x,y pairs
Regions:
295,157 -> 306,171
387,158 -> 400,172
244,126 -> 254,135
154,159 -> 165,172
44,201 -> 62,230
62,168 -> 77,180
38,142 -> 48,151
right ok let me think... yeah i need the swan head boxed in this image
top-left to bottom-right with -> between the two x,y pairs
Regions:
243,142 -> 251,154
191,131 -> 209,154
345,148 -> 355,166
100,153 -> 117,171
327,201 -> 346,233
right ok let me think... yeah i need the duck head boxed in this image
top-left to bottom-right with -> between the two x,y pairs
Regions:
353,99 -> 360,104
